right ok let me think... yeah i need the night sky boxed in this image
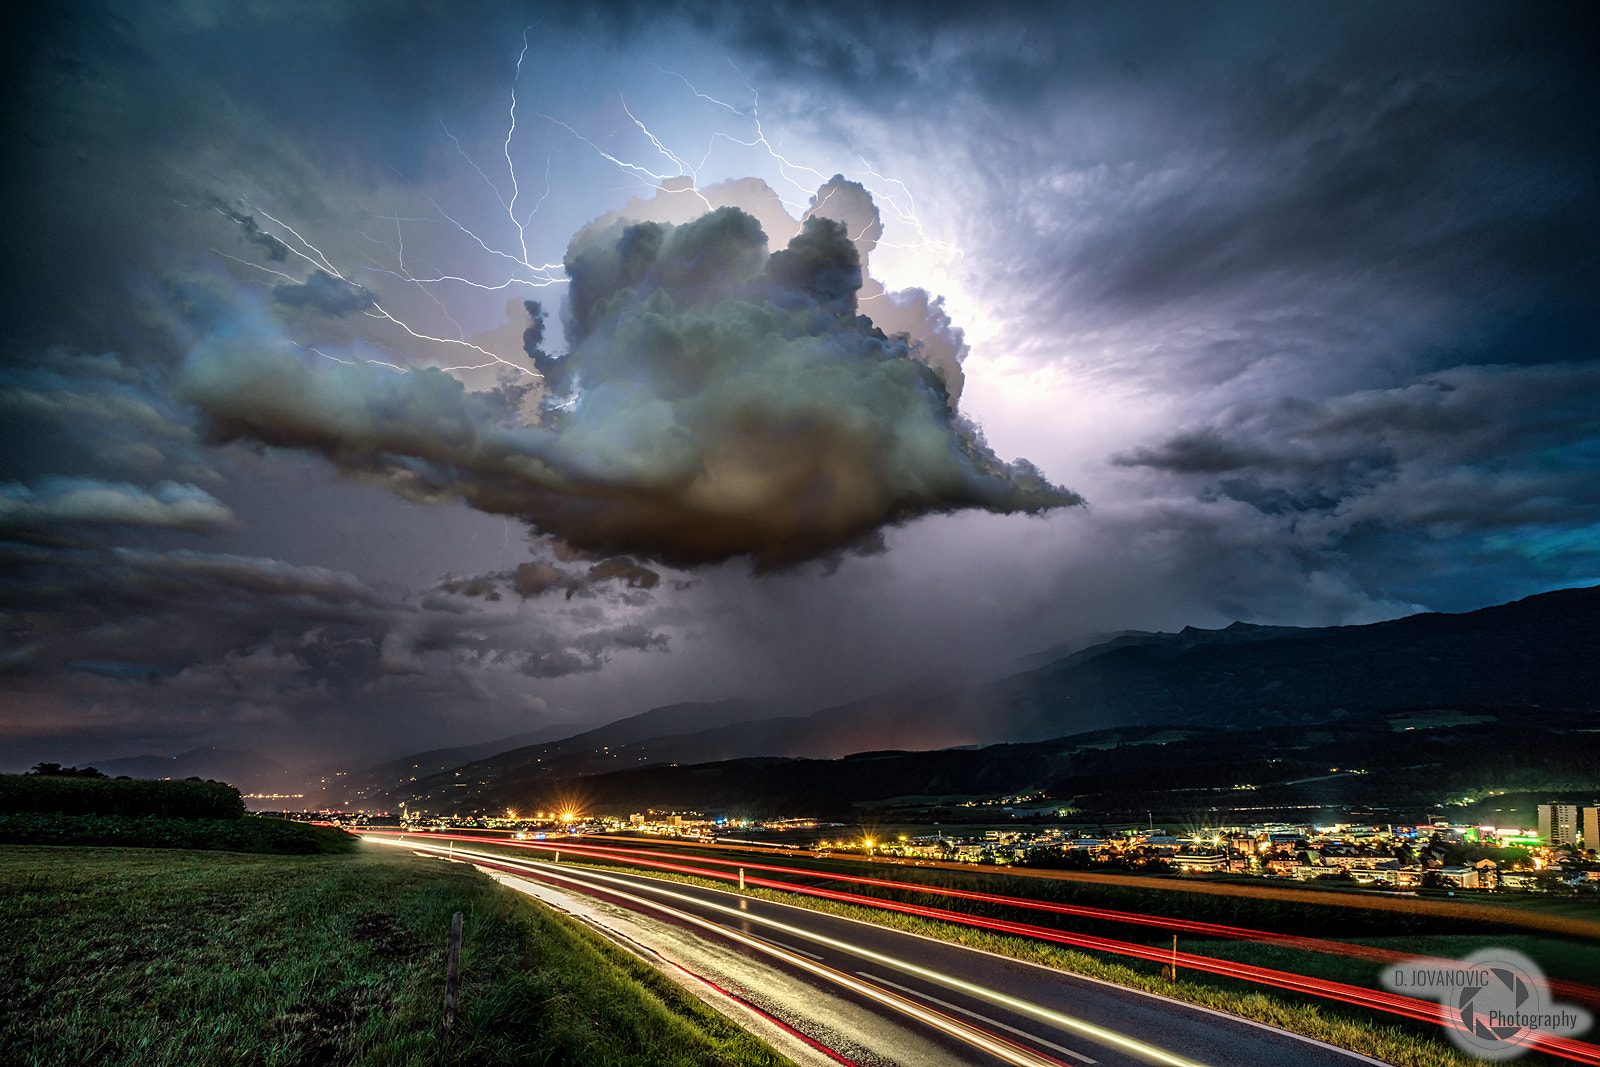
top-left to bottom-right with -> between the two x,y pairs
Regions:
3,2 -> 1597,774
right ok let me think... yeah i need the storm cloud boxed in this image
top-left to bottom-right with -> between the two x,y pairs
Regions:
1117,362 -> 1600,530
0,479 -> 233,534
1109,362 -> 1600,608
0,539 -> 670,739
3,1 -> 1596,773
180,197 -> 1080,569
272,270 -> 376,317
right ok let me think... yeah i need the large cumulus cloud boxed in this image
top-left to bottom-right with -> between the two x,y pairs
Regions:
180,198 -> 1079,569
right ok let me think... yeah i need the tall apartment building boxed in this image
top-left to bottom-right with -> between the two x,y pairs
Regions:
1586,806 -> 1600,850
1539,803 -> 1579,846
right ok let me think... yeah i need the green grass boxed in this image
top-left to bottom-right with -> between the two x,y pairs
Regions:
1194,931 -> 1600,991
510,847 -> 1581,1067
0,844 -> 793,1067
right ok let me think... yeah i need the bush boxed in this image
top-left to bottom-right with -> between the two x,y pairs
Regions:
1018,845 -> 1097,870
0,774 -> 245,819
0,814 -> 356,854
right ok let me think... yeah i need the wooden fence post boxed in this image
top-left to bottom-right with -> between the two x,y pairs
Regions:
443,911 -> 463,1034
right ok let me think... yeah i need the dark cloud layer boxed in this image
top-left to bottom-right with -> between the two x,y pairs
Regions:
3,0 -> 1597,772
181,200 -> 1079,569
272,270 -> 376,318
1115,362 -> 1600,605
211,201 -> 290,263
0,478 -> 233,535
0,542 -> 650,678
707,3 -> 1600,395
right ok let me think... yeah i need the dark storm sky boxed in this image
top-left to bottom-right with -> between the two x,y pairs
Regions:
2,1 -> 1596,771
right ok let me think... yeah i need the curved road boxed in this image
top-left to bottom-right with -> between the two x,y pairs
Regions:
370,836 -> 1391,1067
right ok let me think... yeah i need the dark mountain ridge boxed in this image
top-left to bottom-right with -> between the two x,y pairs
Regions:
88,747 -> 291,794
370,584 -> 1599,814
331,722 -> 583,804
982,584 -> 1599,741
341,698 -> 780,810
497,708 -> 1600,820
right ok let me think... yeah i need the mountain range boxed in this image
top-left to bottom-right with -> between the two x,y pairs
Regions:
335,584 -> 1600,815
88,747 -> 293,794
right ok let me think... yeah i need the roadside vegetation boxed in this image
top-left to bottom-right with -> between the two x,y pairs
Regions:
0,770 -> 246,819
0,812 -> 357,854
1,844 -> 793,1067
493,842 -> 1584,1067
0,769 -> 353,855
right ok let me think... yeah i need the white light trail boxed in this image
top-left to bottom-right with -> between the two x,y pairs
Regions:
370,837 -> 1211,1067
861,973 -> 1096,1065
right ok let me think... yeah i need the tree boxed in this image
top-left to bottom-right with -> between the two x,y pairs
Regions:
27,763 -> 106,778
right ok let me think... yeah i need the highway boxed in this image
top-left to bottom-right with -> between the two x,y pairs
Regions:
368,835 -> 1393,1067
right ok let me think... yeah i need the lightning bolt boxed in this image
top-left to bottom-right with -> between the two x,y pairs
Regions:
242,205 -> 536,375
206,39 -> 960,386
857,157 -> 958,259
658,61 -> 948,263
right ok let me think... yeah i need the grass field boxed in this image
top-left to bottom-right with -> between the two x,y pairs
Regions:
0,843 -> 793,1067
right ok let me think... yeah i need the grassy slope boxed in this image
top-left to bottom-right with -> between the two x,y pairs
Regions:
0,844 -> 792,1067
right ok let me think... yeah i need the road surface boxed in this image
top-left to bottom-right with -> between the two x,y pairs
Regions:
370,836 -> 1392,1067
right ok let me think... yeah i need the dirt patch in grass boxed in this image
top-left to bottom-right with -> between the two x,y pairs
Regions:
348,913 -> 418,960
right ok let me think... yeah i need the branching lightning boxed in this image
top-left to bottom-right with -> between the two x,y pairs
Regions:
654,61 -> 948,266
209,39 -> 958,384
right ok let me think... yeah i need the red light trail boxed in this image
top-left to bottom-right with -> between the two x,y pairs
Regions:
371,830 -> 1600,1063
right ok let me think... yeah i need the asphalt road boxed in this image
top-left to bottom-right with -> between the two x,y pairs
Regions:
371,836 -> 1393,1067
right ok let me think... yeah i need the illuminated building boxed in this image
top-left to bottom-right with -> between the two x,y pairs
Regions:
1538,803 -> 1579,846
